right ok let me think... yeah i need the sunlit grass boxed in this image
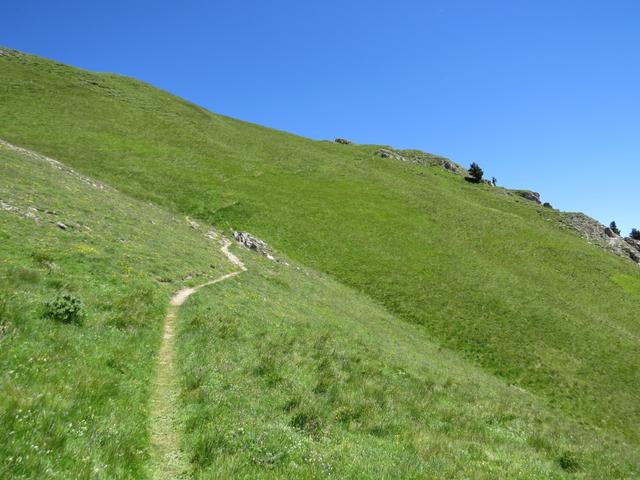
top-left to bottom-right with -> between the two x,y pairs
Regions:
0,145 -> 231,478
176,254 -> 640,478
1,47 -> 639,477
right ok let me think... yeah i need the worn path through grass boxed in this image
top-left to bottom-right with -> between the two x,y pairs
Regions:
150,238 -> 246,479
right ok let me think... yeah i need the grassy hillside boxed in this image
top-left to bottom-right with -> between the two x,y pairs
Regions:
3,139 -> 639,478
176,253 -> 640,478
1,47 -> 640,476
0,142 -> 232,478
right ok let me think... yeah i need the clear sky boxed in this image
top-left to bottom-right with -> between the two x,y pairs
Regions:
2,1 -> 638,233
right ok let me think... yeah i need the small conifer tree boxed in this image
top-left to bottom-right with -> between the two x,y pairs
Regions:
610,221 -> 621,235
631,228 -> 640,240
468,162 -> 483,183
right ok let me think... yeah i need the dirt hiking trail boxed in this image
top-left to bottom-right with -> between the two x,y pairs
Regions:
150,238 -> 246,479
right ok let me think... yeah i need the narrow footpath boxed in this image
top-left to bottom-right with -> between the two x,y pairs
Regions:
150,238 -> 246,479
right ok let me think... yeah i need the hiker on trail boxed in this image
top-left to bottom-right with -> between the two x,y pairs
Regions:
491,177 -> 497,187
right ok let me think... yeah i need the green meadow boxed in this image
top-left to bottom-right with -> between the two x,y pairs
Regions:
0,144 -> 231,478
1,47 -> 639,478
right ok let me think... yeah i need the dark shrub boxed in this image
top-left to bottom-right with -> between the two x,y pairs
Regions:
557,451 -> 580,472
467,162 -> 484,183
44,293 -> 84,325
290,411 -> 322,436
631,228 -> 640,240
543,202 -> 553,209
610,221 -> 621,235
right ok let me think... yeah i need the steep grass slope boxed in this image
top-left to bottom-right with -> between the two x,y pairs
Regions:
176,252 -> 640,478
1,48 -> 640,474
0,141 -> 233,478
3,139 -> 639,478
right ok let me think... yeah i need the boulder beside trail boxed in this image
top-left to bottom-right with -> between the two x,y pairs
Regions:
233,231 -> 279,262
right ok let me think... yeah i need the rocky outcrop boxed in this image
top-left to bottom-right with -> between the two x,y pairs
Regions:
1,201 -> 41,222
233,231 -> 282,263
0,199 -> 89,234
441,160 -> 463,173
625,237 -> 640,250
374,147 -> 466,175
335,138 -> 352,145
375,148 -> 405,161
514,190 -> 542,204
560,213 -> 640,264
624,238 -> 640,262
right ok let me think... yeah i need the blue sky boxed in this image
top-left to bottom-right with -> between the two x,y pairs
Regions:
3,1 -> 638,233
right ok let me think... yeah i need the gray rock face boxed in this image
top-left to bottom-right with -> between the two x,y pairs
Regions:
374,148 -> 466,175
1,201 -> 43,222
625,237 -> 640,253
442,161 -> 459,172
233,231 -> 279,262
375,148 -> 405,161
335,138 -> 352,145
560,213 -> 640,264
429,157 -> 466,175
514,190 -> 542,204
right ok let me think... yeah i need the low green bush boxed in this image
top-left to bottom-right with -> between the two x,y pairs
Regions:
558,451 -> 581,472
43,293 -> 84,325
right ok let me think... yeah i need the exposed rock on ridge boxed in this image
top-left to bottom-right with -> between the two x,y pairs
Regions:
560,212 -> 640,264
374,147 -> 466,175
513,190 -> 542,204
